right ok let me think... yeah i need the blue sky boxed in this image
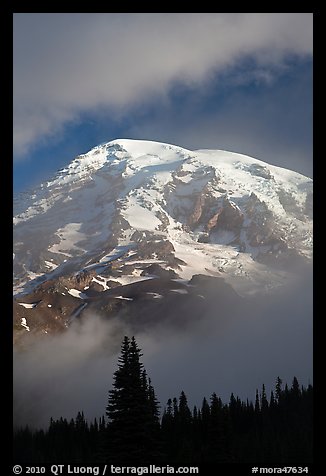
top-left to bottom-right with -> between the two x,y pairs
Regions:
13,13 -> 313,193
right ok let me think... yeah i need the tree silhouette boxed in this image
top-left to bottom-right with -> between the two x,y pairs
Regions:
105,336 -> 160,464
13,342 -> 313,467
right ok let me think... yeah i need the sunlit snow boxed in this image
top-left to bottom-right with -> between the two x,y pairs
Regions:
18,302 -> 37,309
20,318 -> 30,331
13,139 -> 312,296
68,289 -> 88,299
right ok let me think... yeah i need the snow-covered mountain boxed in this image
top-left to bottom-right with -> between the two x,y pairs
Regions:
13,139 -> 313,341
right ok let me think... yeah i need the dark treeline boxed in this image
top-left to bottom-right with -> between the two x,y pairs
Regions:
14,336 -> 313,465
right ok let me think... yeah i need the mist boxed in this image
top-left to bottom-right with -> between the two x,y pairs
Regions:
13,265 -> 312,429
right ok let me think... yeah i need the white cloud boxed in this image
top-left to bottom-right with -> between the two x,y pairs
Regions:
13,13 -> 312,157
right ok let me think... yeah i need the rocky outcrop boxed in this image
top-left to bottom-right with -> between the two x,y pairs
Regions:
188,193 -> 206,228
255,247 -> 309,269
57,269 -> 97,291
206,197 -> 244,235
188,274 -> 240,301
245,193 -> 271,218
155,210 -> 170,232
248,164 -> 274,180
277,189 -> 303,218
244,193 -> 287,250
131,230 -> 154,243
13,289 -> 80,345
137,239 -> 175,260
141,264 -> 178,279
246,221 -> 282,247
186,182 -> 220,230
206,210 -> 222,231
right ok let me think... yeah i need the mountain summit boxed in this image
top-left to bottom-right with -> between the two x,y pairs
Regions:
13,139 -> 313,340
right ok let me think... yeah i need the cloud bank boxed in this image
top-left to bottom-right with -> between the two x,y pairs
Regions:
14,13 -> 312,158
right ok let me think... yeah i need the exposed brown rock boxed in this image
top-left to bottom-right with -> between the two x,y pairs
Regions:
137,239 -> 175,260
141,264 -> 178,279
57,269 -> 97,291
89,281 -> 105,293
188,193 -> 206,227
206,210 -> 223,231
206,197 -> 244,234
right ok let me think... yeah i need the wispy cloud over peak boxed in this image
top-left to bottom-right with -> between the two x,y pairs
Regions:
13,13 -> 312,158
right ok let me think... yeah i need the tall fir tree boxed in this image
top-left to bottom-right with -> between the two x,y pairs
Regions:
261,384 -> 269,412
105,336 -> 160,464
255,389 -> 260,413
275,376 -> 283,403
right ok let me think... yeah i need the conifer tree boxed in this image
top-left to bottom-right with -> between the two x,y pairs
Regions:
255,389 -> 260,413
201,397 -> 210,424
209,392 -> 229,462
105,336 -> 160,464
172,397 -> 179,419
178,391 -> 192,425
161,399 -> 175,461
261,384 -> 269,412
275,376 -> 283,403
291,376 -> 301,398
270,391 -> 276,408
174,391 -> 192,462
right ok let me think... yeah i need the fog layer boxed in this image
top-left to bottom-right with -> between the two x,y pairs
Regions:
14,267 -> 312,428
